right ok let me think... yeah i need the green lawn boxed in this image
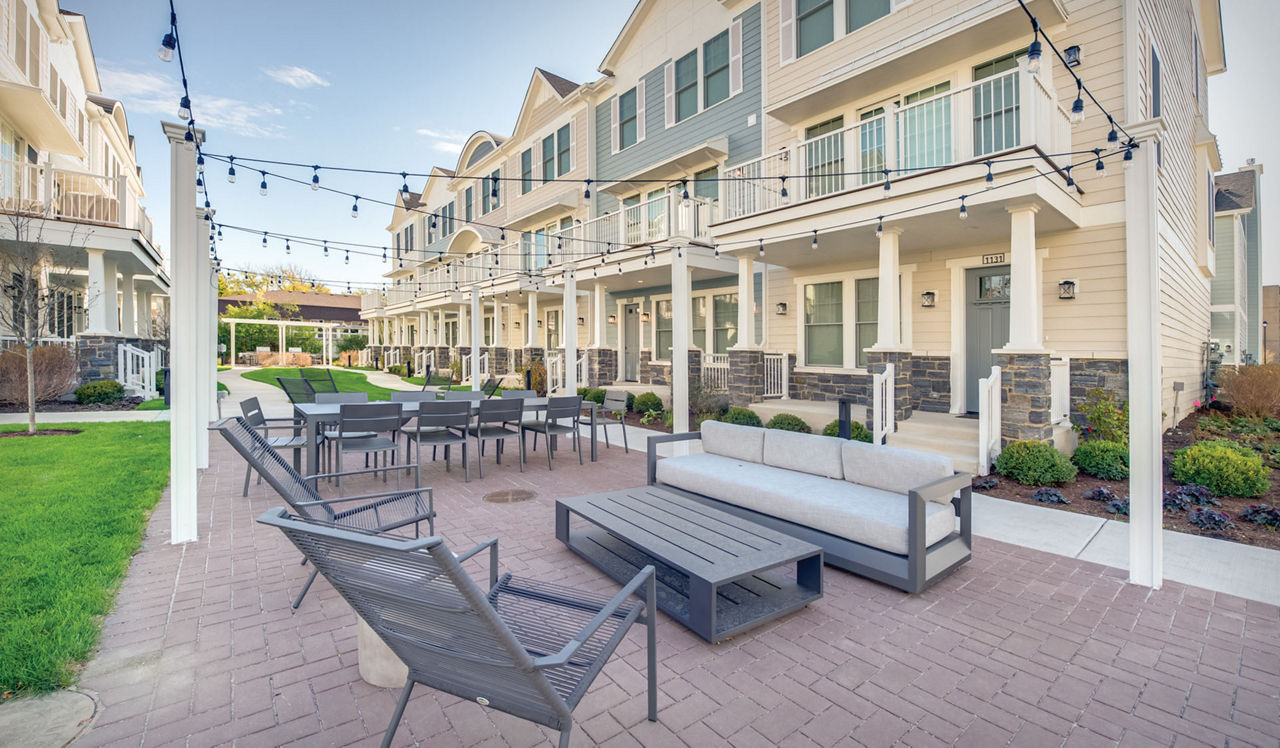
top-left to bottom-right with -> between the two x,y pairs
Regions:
134,398 -> 166,410
0,422 -> 170,695
400,375 -> 457,388
217,365 -> 231,371
241,367 -> 394,400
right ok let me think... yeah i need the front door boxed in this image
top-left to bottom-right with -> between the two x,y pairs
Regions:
623,303 -> 640,381
965,266 -> 1011,411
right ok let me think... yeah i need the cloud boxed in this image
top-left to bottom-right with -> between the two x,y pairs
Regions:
99,67 -> 285,138
415,128 -> 465,156
433,142 -> 463,155
262,65 -> 330,89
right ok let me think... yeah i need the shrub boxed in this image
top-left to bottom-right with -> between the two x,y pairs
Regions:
576,387 -> 589,398
518,359 -> 547,396
1106,498 -> 1131,516
1187,507 -> 1235,532
972,476 -> 999,491
688,375 -> 729,419
766,413 -> 811,433
633,392 -> 663,415
583,388 -> 606,404
995,440 -> 1077,485
75,379 -> 125,404
387,364 -> 407,377
1218,364 -> 1280,417
821,420 -> 873,443
1232,417 -> 1271,436
1072,440 -> 1129,480
1171,440 -> 1270,498
624,391 -> 636,412
448,359 -> 464,382
0,346 -> 78,405
720,407 -> 763,428
1076,388 -> 1129,445
1163,484 -> 1220,510
1240,505 -> 1280,528
1032,487 -> 1068,504
1083,486 -> 1116,502
1265,417 -> 1280,432
663,410 -> 674,428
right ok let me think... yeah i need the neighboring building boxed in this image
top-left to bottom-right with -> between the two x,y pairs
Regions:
219,290 -> 363,338
0,0 -> 167,384
361,0 -> 1228,473
1263,285 -> 1278,365
1211,162 -> 1263,364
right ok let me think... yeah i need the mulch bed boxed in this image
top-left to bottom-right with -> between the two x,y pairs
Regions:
620,410 -> 672,433
977,409 -> 1280,551
0,429 -> 83,438
0,397 -> 144,413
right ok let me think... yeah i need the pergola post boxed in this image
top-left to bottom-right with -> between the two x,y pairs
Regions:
163,120 -> 203,544
527,292 -> 538,347
469,287 -> 482,390
591,283 -> 606,348
228,321 -> 236,367
564,270 -> 578,393
671,248 -> 690,434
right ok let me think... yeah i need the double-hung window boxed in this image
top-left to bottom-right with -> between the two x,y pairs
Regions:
546,310 -> 560,349
674,50 -> 699,122
846,0 -> 890,33
703,31 -> 730,108
804,281 -> 843,367
520,149 -> 533,194
692,297 -> 707,350
797,0 -> 834,58
541,134 -> 555,182
693,166 -> 719,200
556,124 -> 572,175
712,293 -> 738,354
465,187 -> 474,222
854,278 -> 878,368
618,88 -> 639,150
655,300 -> 673,361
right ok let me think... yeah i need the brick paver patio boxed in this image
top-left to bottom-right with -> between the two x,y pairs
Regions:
76,435 -> 1280,747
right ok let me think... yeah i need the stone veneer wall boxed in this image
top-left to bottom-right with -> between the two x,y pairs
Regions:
639,351 -> 658,385
1069,358 -> 1129,425
77,335 -> 164,383
788,363 -> 872,405
587,348 -> 618,387
866,351 -> 913,423
997,352 -> 1052,444
488,347 -> 509,378
727,349 -> 764,406
911,356 -> 951,413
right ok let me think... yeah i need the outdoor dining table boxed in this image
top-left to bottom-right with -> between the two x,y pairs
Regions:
292,398 -> 601,477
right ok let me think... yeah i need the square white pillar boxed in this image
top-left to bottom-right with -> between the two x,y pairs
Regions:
119,273 -> 137,337
85,249 -> 119,334
875,227 -> 904,350
469,289 -> 482,390
527,293 -> 539,347
671,249 -> 691,434
459,304 -> 471,347
493,298 -> 504,348
564,271 -> 578,393
734,255 -> 755,349
1004,203 -> 1044,352
591,283 -> 607,348
136,289 -> 152,337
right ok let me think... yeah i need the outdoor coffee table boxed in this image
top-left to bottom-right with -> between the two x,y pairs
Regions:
556,486 -> 822,642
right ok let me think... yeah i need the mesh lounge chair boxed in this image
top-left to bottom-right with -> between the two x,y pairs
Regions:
601,390 -> 630,454
211,417 -> 433,608
300,367 -> 339,394
277,376 -> 316,404
238,397 -> 309,496
256,507 -> 657,748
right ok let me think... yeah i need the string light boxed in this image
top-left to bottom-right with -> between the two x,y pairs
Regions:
713,243 -> 719,258
1026,23 -> 1042,75
226,157 -> 236,183
1123,141 -> 1135,162
584,179 -> 591,199
1106,118 -> 1119,151
958,197 -> 968,220
261,231 -> 268,248
780,176 -> 789,199
757,238 -> 764,258
681,179 -> 690,202
258,171 -> 268,196
876,218 -> 883,239
196,153 -> 204,173
1069,81 -> 1085,125
285,239 -> 291,254
382,248 -> 387,263
311,166 -> 320,190
351,197 -> 359,218
195,174 -> 204,193
985,162 -> 994,189
811,230 -> 818,249
1095,150 -> 1107,178
177,95 -> 191,120
883,170 -> 891,195
345,249 -> 350,265
158,30 -> 176,62
400,172 -> 411,201
1064,165 -> 1075,188
323,241 -> 329,257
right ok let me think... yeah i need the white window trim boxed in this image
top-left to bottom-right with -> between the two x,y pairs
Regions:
645,289 -> 720,363
791,266 -> 912,372
782,0 -> 910,66
614,83 -> 644,152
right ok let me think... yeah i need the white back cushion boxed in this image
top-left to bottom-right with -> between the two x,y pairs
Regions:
762,429 -> 844,480
842,440 -> 954,500
700,420 -> 764,463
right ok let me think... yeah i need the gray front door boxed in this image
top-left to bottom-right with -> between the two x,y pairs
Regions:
623,303 -> 640,381
966,266 -> 1011,411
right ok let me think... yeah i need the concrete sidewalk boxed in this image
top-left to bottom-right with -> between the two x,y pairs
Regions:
0,409 -> 170,424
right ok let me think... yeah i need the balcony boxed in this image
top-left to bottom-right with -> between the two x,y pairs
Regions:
0,159 -> 154,246
721,68 -> 1070,223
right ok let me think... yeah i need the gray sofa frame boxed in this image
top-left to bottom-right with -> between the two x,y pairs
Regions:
647,432 -> 972,594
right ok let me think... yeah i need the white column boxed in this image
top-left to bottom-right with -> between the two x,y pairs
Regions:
1004,203 -> 1044,351
434,310 -> 443,346
527,293 -> 539,347
874,227 -> 904,349
469,288 -> 482,390
671,249 -> 691,435
734,255 -> 755,348
591,283 -> 607,348
564,271 -> 578,393
84,249 -> 119,334
492,298 -> 504,348
229,321 -> 236,367
1126,125 -> 1164,588
163,120 -> 202,544
459,304 -> 471,347
136,289 -> 152,337
119,273 -> 136,337
418,312 -> 428,347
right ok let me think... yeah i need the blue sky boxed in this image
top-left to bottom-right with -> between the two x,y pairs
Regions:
66,1 -> 1278,288
65,0 -> 636,291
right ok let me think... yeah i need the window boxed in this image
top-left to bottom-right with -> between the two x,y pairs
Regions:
692,296 -> 707,350
482,169 -> 501,213
520,149 -> 533,194
556,124 -> 571,176
483,317 -> 493,346
14,1 -> 28,79
656,300 -> 673,360
712,293 -> 738,353
847,0 -> 890,32
674,50 -> 699,122
694,166 -> 719,200
618,88 -> 639,149
973,52 -> 1024,157
805,116 -> 845,197
854,278 -> 878,368
797,0 -> 834,58
546,310 -> 560,349
1150,46 -> 1161,118
805,281 -> 843,367
899,82 -> 952,170
858,107 -> 886,185
704,31 -> 730,108
541,134 -> 555,182
465,187 -> 474,222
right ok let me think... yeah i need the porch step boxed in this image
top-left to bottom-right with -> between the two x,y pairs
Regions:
886,412 -> 982,475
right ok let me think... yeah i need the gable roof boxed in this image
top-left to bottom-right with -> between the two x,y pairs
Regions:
1215,170 -> 1255,213
536,68 -> 579,98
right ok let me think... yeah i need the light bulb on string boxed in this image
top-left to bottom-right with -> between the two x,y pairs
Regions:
1026,26 -> 1042,75
583,179 -> 591,200
1106,118 -> 1120,151
382,247 -> 387,263
259,171 -> 268,196
811,230 -> 818,250
261,231 -> 268,248
780,177 -> 788,199
985,161 -> 995,190
958,197 -> 968,220
195,174 -> 204,193
351,197 -> 359,218
713,243 -> 719,258
400,173 -> 411,202
196,153 -> 204,173
345,250 -> 350,265
216,226 -> 222,239
1095,151 -> 1107,178
1069,81 -> 1085,125
757,238 -> 764,258
226,157 -> 236,183
1064,166 -> 1075,188
681,179 -> 690,202
158,31 -> 176,62
1123,141 -> 1135,162
311,166 -> 320,190
882,170 -> 891,196
177,95 -> 191,120
876,218 -> 884,239
285,240 -> 291,255
323,241 -> 329,258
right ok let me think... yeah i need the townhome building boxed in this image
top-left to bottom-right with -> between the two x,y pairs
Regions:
1211,161 -> 1263,365
362,0 -> 1228,474
0,0 -> 167,385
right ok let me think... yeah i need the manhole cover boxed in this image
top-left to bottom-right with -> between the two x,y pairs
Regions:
483,489 -> 537,504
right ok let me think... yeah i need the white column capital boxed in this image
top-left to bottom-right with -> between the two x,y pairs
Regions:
878,226 -> 905,237
1004,201 -> 1041,216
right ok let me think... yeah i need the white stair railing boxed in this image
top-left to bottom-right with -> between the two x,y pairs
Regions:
977,365 -> 1002,476
577,353 -> 588,386
153,344 -> 168,368
763,353 -> 789,398
426,349 -> 436,371
479,351 -> 490,379
701,353 -> 729,391
547,352 -> 564,393
387,348 -> 402,367
117,343 -> 158,399
872,363 -> 895,445
1050,356 -> 1070,424
461,352 -> 472,380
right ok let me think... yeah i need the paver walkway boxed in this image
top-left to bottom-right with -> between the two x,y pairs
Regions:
70,436 -> 1280,747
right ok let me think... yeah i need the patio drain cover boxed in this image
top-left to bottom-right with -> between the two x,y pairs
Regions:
483,489 -> 537,504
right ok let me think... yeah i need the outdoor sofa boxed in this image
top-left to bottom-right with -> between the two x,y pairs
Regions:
647,421 -> 972,593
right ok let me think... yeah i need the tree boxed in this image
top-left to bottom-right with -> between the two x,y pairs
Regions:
336,334 -> 368,354
218,301 -> 320,363
0,213 -> 89,433
218,264 -> 330,296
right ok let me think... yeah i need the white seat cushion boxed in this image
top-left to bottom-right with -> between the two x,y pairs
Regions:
700,420 -> 764,463
842,441 -> 955,502
763,429 -> 844,480
656,453 -> 955,555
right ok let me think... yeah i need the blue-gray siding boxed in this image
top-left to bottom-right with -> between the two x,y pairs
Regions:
1212,216 -> 1235,307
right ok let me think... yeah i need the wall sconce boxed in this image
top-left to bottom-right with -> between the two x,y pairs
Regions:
513,321 -> 521,329
577,317 -> 585,326
1064,45 -> 1082,67
1058,279 -> 1077,300
537,319 -> 543,328
920,291 -> 937,308
608,314 -> 617,324
640,312 -> 651,323
775,302 -> 788,315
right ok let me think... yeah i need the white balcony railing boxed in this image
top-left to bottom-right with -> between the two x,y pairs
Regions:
0,159 -> 153,245
701,352 -> 729,391
722,68 -> 1071,222
763,353 -> 789,398
117,343 -> 159,399
0,335 -> 77,350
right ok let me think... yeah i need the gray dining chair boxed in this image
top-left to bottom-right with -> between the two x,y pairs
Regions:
601,390 -> 630,454
316,392 -> 372,472
237,396 -> 309,496
499,389 -> 536,399
405,399 -> 472,481
521,395 -> 583,469
470,398 -> 524,477
441,390 -> 485,402
256,507 -> 656,748
334,402 -> 408,490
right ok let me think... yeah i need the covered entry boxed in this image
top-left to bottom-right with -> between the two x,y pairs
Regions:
965,265 -> 1011,411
